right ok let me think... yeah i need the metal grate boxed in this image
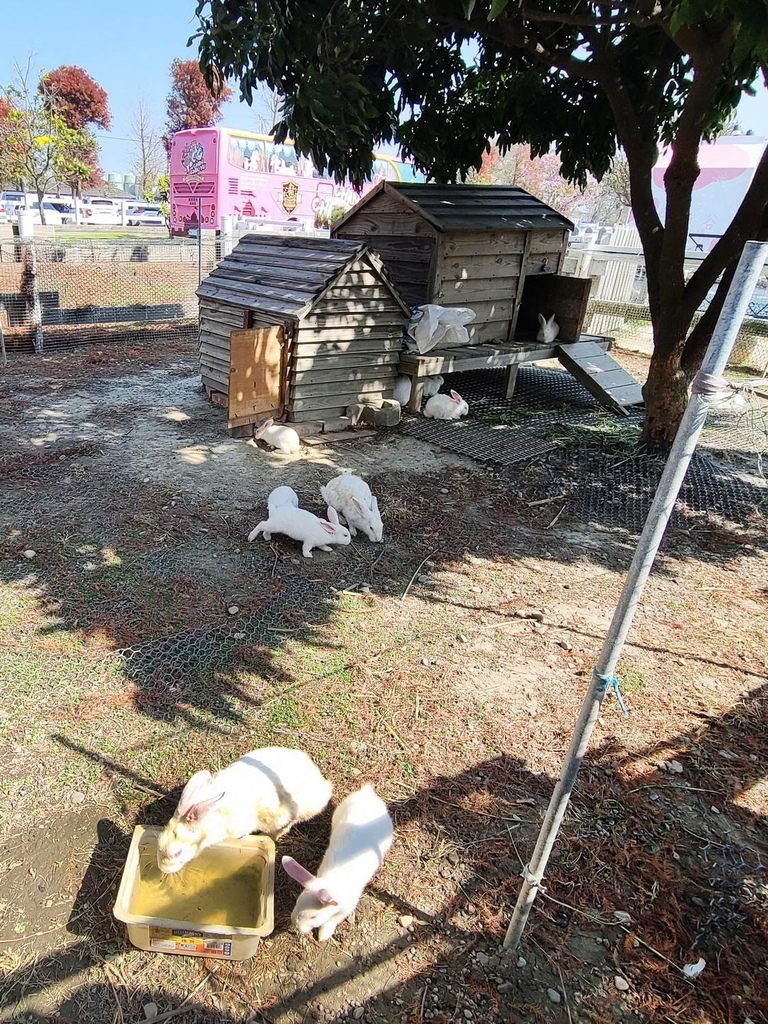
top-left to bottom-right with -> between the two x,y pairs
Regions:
400,363 -> 766,532
400,416 -> 560,466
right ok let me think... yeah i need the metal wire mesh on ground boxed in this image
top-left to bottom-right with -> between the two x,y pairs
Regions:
436,364 -> 765,455
400,364 -> 766,532
0,535 -> 389,706
560,450 -> 766,533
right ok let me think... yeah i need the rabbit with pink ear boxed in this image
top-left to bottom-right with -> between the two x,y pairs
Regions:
321,474 -> 383,543
423,389 -> 469,421
156,747 -> 332,875
247,504 -> 351,558
253,417 -> 301,454
282,784 -> 393,941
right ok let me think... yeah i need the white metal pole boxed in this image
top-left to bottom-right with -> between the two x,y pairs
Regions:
503,239 -> 768,950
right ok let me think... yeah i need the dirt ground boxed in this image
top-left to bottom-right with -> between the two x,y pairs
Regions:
0,335 -> 766,1024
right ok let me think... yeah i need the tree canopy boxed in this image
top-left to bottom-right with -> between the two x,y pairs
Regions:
1,62 -> 104,212
39,65 -> 111,132
194,1 -> 766,187
164,57 -> 233,152
195,0 -> 768,443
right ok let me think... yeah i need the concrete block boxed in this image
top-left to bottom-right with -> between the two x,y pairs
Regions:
360,403 -> 401,427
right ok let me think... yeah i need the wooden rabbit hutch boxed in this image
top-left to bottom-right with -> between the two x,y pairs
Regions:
333,183 -> 643,414
197,234 -> 410,429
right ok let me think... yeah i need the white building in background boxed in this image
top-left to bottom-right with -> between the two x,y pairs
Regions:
651,134 -> 767,250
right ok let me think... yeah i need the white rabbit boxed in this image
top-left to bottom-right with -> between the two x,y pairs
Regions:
247,504 -> 351,558
392,375 -> 412,408
536,313 -> 560,343
423,389 -> 469,421
156,747 -> 332,875
393,374 -> 444,408
321,473 -> 383,543
282,784 -> 393,941
422,374 -> 444,398
254,417 -> 301,455
267,485 -> 299,513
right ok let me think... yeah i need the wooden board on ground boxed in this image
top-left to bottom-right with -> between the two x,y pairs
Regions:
228,325 -> 285,428
556,341 -> 644,416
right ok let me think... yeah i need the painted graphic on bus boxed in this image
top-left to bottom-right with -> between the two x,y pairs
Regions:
169,127 -> 423,234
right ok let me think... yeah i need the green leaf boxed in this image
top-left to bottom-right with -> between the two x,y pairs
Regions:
488,0 -> 509,20
462,0 -> 477,18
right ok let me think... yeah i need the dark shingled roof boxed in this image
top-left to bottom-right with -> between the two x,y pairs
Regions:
197,234 -> 407,318
344,182 -> 574,232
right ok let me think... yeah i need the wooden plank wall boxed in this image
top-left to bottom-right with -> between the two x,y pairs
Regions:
433,230 -> 526,346
199,300 -> 247,393
523,230 -> 568,276
288,256 -> 406,422
334,190 -> 438,307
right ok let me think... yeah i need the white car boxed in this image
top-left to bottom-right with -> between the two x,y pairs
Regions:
127,205 -> 166,227
81,198 -> 122,225
12,201 -> 74,226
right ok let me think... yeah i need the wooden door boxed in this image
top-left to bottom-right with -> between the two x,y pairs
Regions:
515,274 -> 592,343
227,326 -> 286,429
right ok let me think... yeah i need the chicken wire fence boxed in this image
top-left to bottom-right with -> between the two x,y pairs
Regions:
0,234 -> 218,353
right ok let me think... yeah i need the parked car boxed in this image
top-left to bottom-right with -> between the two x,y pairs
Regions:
127,205 -> 166,227
12,201 -> 74,226
81,198 -> 122,225
1,190 -> 26,209
48,201 -> 76,223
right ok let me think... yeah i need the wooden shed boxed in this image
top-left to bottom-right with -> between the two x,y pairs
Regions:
197,234 -> 410,428
332,182 -> 589,346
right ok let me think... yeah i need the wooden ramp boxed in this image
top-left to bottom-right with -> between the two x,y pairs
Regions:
556,341 -> 644,416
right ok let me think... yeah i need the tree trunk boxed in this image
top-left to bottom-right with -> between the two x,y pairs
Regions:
641,340 -> 690,446
36,186 -> 47,225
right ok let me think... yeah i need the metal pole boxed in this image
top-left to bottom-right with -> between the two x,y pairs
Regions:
503,240 -> 768,950
198,197 -> 203,286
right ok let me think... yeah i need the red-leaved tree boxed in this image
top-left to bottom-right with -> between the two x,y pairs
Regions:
163,59 -> 232,153
38,65 -> 110,198
39,66 -> 111,131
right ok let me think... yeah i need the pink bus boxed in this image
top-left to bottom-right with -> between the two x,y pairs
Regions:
169,127 -> 423,235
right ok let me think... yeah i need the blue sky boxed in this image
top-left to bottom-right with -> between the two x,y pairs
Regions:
1,0 -> 767,179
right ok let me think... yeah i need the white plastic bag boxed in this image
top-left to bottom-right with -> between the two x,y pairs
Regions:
406,304 -> 477,353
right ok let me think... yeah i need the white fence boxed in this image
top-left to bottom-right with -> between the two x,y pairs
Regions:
565,229 -> 768,373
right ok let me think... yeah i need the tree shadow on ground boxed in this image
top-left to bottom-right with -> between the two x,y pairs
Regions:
3,691 -> 766,1023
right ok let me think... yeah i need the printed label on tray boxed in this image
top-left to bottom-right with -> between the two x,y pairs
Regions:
148,926 -> 233,956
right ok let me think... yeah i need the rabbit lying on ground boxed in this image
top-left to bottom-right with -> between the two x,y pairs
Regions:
423,390 -> 469,421
156,747 -> 332,874
254,418 -> 301,454
321,473 -> 383,542
247,504 -> 351,557
282,784 -> 393,941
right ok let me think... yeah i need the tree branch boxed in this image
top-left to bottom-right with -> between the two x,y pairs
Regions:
657,33 -> 734,314
521,2 -> 655,29
681,203 -> 768,372
681,142 -> 768,315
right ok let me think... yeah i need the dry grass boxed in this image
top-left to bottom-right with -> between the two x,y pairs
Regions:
0,338 -> 766,1024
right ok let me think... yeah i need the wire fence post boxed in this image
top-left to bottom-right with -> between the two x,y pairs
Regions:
503,239 -> 768,951
18,210 -> 44,355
